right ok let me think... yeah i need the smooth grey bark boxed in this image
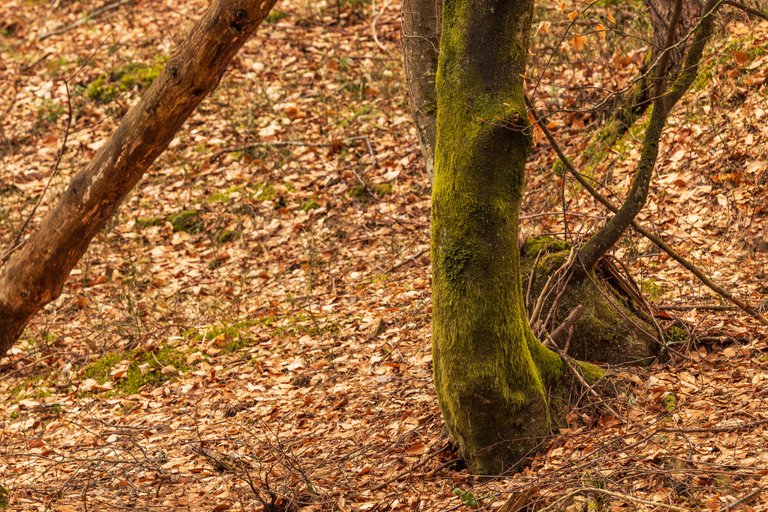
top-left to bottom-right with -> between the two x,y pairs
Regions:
402,0 -> 439,178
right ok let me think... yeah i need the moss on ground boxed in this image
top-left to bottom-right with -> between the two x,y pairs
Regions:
83,345 -> 188,395
191,320 -> 258,353
168,210 -> 204,233
349,182 -> 392,202
86,57 -> 166,104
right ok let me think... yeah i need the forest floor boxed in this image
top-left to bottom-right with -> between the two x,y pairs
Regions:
1,0 -> 768,510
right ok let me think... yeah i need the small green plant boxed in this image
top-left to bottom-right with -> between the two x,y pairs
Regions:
300,198 -> 320,211
266,9 -> 289,23
640,278 -> 663,301
660,392 -> 677,412
666,324 -> 688,346
452,487 -> 478,508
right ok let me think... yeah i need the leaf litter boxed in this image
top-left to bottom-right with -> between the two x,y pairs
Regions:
1,0 -> 768,510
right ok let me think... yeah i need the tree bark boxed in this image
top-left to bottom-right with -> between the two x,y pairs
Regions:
431,0 -> 601,475
401,0 -> 439,178
0,0 -> 277,358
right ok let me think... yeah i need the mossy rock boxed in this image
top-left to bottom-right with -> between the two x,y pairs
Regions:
522,236 -> 658,365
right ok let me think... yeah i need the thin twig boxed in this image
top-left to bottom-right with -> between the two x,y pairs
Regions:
660,304 -> 738,311
545,308 -> 623,422
39,0 -> 134,41
717,487 -> 762,512
386,247 -> 429,273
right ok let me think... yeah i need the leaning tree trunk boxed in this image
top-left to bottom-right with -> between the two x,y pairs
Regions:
402,0 -> 439,178
577,0 -> 718,273
563,0 -> 703,176
431,0 -> 600,475
0,0 -> 278,357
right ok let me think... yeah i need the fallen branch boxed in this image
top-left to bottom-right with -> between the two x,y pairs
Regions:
660,304 -> 738,311
526,96 -> 768,327
660,417 -> 768,434
724,0 -> 768,22
386,247 -> 429,274
540,487 -> 690,512
717,487 -> 762,512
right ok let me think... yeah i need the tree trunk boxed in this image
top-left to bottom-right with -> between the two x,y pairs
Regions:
0,0 -> 277,358
401,0 -> 439,178
431,0 -> 599,475
568,0 -> 703,176
577,0 -> 718,273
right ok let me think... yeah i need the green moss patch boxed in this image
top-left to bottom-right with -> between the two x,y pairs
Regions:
0,483 -> 8,510
86,58 -> 166,104
190,320 -> 259,353
168,210 -> 204,233
349,182 -> 392,202
265,9 -> 289,23
135,216 -> 164,229
82,345 -> 188,395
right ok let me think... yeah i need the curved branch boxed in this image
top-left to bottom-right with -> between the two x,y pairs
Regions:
576,0 -> 720,272
525,97 -> 768,326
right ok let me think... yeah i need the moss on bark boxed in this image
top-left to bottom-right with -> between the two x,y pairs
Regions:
431,0 -> 588,475
521,237 -> 658,365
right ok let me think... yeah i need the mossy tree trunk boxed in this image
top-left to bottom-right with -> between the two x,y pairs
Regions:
0,0 -> 277,358
431,0 -> 575,475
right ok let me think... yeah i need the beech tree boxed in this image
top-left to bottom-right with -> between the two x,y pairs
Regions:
0,0 -> 278,357
429,0 -> 721,474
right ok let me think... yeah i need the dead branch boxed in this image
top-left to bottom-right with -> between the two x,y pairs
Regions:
723,0 -> 768,21
540,487 -> 690,512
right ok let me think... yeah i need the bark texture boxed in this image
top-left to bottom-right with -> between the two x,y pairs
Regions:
431,0 -> 599,475
0,0 -> 277,357
402,0 -> 439,177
